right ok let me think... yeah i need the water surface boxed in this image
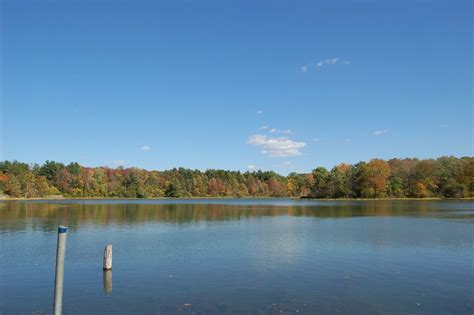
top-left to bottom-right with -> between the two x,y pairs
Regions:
1,199 -> 473,314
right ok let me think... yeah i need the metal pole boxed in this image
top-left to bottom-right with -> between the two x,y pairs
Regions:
53,226 -> 68,315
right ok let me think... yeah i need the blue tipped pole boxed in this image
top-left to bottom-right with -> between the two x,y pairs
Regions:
53,226 -> 68,315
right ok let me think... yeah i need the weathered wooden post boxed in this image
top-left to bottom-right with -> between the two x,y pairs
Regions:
53,226 -> 68,315
103,245 -> 112,270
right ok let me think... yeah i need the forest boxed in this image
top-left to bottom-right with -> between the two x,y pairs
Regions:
0,156 -> 472,199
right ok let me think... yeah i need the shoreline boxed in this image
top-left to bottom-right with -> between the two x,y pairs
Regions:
1,196 -> 472,201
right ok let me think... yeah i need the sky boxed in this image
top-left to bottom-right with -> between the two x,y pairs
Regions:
1,0 -> 472,174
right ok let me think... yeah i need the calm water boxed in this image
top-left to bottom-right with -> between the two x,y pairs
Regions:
1,199 -> 473,314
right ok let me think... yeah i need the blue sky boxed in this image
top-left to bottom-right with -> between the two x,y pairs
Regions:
1,1 -> 472,174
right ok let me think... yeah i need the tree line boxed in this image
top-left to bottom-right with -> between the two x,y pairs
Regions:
0,156 -> 472,199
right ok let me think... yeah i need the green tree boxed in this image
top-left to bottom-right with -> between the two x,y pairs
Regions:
39,161 -> 65,182
165,181 -> 184,197
436,156 -> 463,197
311,167 -> 330,198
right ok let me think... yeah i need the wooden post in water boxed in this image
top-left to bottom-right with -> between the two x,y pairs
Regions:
53,226 -> 68,315
103,245 -> 112,270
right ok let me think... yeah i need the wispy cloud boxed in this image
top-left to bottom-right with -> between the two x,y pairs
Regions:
247,164 -> 255,170
256,109 -> 263,115
140,145 -> 151,151
439,124 -> 448,128
372,129 -> 391,136
303,57 -> 350,73
315,57 -> 350,70
313,138 -> 320,142
269,128 -> 293,135
248,134 -> 306,157
260,126 -> 293,135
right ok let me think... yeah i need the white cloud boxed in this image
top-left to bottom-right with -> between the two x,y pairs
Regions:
257,109 -> 263,115
267,127 -> 293,135
141,145 -> 151,151
372,129 -> 391,136
260,125 -> 269,130
301,65 -> 308,73
248,134 -> 306,157
439,124 -> 448,128
315,57 -> 350,69
247,164 -> 255,170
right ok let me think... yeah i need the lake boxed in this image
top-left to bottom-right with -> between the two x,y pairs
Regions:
0,199 -> 473,314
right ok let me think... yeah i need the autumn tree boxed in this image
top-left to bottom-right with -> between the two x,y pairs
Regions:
361,159 -> 391,198
0,157 -> 471,199
268,177 -> 285,197
0,174 -> 22,197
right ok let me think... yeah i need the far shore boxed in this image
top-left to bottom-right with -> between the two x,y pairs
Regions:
1,196 -> 473,201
